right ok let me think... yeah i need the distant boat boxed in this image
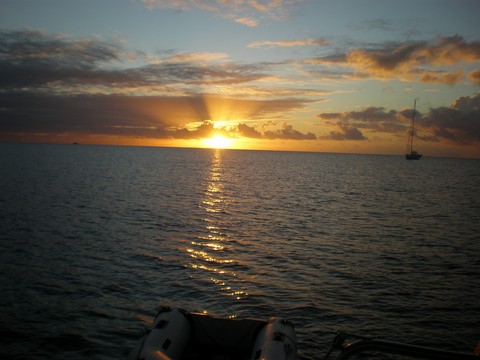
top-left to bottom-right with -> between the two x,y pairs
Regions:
405,99 -> 423,160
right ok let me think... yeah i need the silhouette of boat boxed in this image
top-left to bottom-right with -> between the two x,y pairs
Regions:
405,99 -> 423,160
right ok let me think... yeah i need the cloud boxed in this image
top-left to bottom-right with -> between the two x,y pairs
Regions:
0,29 -> 124,65
236,123 -> 263,138
170,120 -> 316,140
470,69 -> 480,83
139,0 -> 301,25
0,29 -> 335,99
248,38 -> 330,48
0,30 -> 131,91
420,94 -> 480,145
235,17 -> 258,27
420,70 -> 464,85
318,106 -> 406,134
317,95 -> 480,145
307,35 -> 480,84
0,87 -> 315,141
222,86 -> 331,98
0,92 -> 212,138
155,51 -> 230,64
0,29 -> 272,95
2,28 -> 479,149
170,120 -> 216,139
0,28 -> 324,142
320,123 -> 367,141
263,122 -> 317,140
347,36 -> 480,75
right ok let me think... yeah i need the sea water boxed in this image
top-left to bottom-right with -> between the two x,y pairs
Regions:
0,143 -> 479,359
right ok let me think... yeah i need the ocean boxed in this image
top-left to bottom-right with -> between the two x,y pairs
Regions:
0,143 -> 479,359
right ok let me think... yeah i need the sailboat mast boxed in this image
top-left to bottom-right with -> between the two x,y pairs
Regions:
405,99 -> 422,159
411,99 -> 417,151
407,99 -> 417,153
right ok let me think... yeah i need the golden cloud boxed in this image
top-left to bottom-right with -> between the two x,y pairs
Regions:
309,36 -> 480,84
469,69 -> 480,83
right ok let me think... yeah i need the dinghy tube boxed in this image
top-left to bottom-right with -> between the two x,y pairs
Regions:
129,307 -> 191,360
251,317 -> 297,360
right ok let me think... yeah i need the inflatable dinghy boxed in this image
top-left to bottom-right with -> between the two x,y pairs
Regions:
128,306 -> 297,360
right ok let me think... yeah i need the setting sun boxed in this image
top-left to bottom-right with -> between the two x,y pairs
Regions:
204,135 -> 233,149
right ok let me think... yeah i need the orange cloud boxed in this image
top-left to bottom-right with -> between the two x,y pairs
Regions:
470,69 -> 480,83
419,70 -> 464,85
309,36 -> 480,84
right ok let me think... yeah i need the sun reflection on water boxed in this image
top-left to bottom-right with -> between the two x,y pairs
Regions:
184,149 -> 250,305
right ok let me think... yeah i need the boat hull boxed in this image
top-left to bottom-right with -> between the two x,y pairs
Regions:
405,153 -> 422,160
405,149 -> 422,160
128,307 -> 297,360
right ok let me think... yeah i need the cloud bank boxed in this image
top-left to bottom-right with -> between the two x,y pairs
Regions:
0,29 -> 319,142
1,29 -> 479,148
317,94 -> 480,145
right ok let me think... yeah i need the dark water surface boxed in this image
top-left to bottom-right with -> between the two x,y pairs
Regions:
1,143 -> 479,359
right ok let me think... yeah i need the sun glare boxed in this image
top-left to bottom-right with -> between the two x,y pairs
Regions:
204,135 -> 233,149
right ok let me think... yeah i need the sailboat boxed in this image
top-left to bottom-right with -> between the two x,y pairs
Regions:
405,99 -> 423,160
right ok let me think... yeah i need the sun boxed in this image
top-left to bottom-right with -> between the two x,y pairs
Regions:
204,135 -> 233,149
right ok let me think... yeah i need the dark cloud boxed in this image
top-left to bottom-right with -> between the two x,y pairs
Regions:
318,106 -> 406,134
420,94 -> 480,145
0,29 -> 122,65
317,94 -> 480,145
263,123 -> 316,140
236,123 -> 263,138
137,61 -> 266,86
171,121 -> 317,141
2,28 -> 479,148
319,123 -> 366,141
170,121 -> 215,139
0,29 -> 319,142
0,29 -> 268,93
0,90 -> 315,141
0,30 -> 130,90
0,92 -> 212,137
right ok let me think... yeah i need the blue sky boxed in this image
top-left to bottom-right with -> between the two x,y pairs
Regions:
1,0 -> 480,157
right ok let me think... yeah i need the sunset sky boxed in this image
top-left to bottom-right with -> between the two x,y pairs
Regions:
1,0 -> 479,157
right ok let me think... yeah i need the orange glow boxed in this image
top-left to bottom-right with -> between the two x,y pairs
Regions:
203,135 -> 234,149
